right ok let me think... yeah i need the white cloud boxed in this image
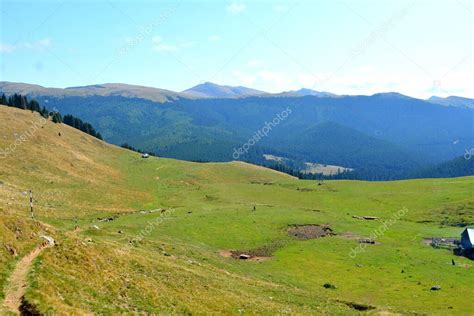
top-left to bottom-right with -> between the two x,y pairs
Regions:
0,38 -> 52,53
152,36 -> 178,53
227,2 -> 246,14
228,60 -> 474,98
208,35 -> 221,42
310,65 -> 474,98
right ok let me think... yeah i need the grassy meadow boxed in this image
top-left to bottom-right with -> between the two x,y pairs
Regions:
0,106 -> 473,314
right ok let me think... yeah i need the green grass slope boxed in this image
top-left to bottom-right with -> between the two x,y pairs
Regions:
1,106 -> 473,315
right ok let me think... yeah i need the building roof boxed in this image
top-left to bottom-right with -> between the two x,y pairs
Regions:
462,228 -> 474,242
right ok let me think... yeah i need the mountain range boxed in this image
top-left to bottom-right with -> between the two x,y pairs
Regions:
2,81 -> 468,104
0,82 -> 181,103
427,96 -> 474,108
1,81 -> 473,180
182,82 -> 267,98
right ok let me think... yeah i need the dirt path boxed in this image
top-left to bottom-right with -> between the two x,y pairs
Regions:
2,237 -> 53,314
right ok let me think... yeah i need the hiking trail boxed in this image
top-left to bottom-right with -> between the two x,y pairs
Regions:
2,235 -> 54,314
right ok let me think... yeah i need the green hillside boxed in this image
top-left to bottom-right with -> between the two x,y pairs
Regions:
1,106 -> 473,315
4,87 -> 472,180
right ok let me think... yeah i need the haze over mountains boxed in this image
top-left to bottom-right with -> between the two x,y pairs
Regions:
1,81 -> 471,104
427,96 -> 474,108
1,81 -> 473,180
182,82 -> 267,98
285,88 -> 338,98
0,80 -> 468,103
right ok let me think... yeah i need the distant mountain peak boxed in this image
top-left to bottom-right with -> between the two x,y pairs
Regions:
371,92 -> 412,99
427,95 -> 474,108
182,82 -> 267,98
293,88 -> 336,97
278,88 -> 337,98
65,84 -> 107,89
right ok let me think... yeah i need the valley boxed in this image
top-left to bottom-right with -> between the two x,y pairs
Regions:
1,1 -> 473,314
1,106 -> 473,314
263,154 -> 353,175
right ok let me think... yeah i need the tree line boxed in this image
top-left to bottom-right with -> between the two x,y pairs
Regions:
120,143 -> 157,156
1,93 -> 102,140
62,115 -> 102,139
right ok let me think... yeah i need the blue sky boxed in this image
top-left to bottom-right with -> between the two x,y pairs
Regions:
0,0 -> 472,98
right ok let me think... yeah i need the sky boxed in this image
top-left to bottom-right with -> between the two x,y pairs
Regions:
0,0 -> 473,98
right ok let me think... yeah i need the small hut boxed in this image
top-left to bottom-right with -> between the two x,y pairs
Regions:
460,228 -> 474,250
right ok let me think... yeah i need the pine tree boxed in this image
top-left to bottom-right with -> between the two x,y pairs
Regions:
21,95 -> 28,110
0,93 -> 6,105
12,94 -> 20,108
28,100 -> 41,113
41,106 -> 49,118
52,112 -> 63,123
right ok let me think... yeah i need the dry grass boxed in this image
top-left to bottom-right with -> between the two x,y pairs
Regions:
1,106 -> 473,314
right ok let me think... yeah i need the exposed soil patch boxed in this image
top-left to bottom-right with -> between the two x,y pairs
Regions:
219,250 -> 271,262
353,215 -> 379,220
288,224 -> 333,239
344,301 -> 376,311
219,242 -> 283,262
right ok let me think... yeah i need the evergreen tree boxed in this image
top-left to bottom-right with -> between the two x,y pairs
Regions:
7,95 -> 13,107
20,95 -> 28,110
12,94 -> 20,107
52,112 -> 63,123
40,106 -> 49,118
28,100 -> 41,113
